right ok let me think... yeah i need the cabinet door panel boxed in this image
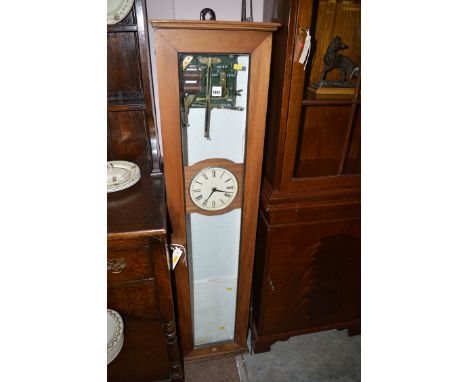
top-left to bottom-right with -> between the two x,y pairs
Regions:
295,105 -> 352,177
261,219 -> 360,334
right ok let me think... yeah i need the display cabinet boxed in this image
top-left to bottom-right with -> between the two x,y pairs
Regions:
151,20 -> 279,361
252,0 -> 361,352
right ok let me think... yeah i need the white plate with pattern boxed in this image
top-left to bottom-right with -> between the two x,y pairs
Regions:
107,309 -> 124,364
107,0 -> 134,25
107,161 -> 141,193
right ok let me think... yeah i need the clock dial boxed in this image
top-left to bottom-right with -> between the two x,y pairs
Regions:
189,166 -> 238,211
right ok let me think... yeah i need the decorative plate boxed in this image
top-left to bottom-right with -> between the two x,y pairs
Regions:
107,309 -> 124,365
107,0 -> 134,25
107,161 -> 141,193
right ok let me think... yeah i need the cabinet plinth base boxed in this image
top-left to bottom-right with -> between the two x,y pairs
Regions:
251,319 -> 361,354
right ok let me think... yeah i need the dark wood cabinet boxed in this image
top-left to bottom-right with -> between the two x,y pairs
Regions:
252,0 -> 361,353
107,174 -> 183,381
107,0 -> 160,174
107,1 -> 181,379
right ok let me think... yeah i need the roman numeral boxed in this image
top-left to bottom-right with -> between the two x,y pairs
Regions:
212,201 -> 216,208
195,181 -> 202,185
195,195 -> 203,201
212,170 -> 216,177
193,189 -> 201,192
203,199 -> 208,206
202,173 -> 208,180
224,192 -> 231,198
220,199 -> 225,205
220,171 -> 225,178
225,178 -> 232,183
227,186 -> 233,189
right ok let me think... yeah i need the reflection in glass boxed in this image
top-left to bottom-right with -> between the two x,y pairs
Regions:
179,53 -> 250,346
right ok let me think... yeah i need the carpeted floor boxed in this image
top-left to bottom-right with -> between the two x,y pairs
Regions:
239,330 -> 361,382
184,329 -> 360,382
184,356 -> 240,382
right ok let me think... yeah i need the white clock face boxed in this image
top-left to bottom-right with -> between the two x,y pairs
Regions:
189,166 -> 239,211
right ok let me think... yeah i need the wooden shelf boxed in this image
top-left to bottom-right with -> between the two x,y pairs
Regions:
107,25 -> 138,33
107,100 -> 146,112
302,91 -> 360,106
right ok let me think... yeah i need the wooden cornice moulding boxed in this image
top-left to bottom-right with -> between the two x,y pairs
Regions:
150,20 -> 280,32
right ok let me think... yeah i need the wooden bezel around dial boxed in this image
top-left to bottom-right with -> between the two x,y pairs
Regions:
184,158 -> 244,215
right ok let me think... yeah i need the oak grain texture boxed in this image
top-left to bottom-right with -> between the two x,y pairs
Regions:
107,279 -> 160,320
152,21 -> 278,360
107,245 -> 153,283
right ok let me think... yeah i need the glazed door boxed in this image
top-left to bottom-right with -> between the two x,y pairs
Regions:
280,0 -> 361,192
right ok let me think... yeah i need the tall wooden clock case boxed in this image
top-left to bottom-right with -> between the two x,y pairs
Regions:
151,20 -> 280,361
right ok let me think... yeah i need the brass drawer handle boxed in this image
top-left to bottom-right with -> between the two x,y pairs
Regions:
108,258 -> 127,273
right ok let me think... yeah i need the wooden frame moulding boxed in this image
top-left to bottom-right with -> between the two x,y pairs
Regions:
152,20 -> 279,361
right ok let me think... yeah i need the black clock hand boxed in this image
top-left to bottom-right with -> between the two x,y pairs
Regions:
205,189 -> 216,201
213,188 -> 232,193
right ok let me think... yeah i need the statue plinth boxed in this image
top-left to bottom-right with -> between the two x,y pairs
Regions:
309,80 -> 357,95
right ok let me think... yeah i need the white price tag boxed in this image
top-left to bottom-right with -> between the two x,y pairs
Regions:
212,86 -> 222,97
298,30 -> 311,68
172,247 -> 183,269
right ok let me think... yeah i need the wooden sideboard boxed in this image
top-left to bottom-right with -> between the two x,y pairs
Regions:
107,174 -> 183,381
251,0 -> 361,353
107,0 -> 177,379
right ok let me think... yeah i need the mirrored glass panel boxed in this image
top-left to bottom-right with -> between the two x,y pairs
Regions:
178,53 -> 250,346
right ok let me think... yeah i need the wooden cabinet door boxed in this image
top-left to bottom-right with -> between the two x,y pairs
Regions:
259,218 -> 360,334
